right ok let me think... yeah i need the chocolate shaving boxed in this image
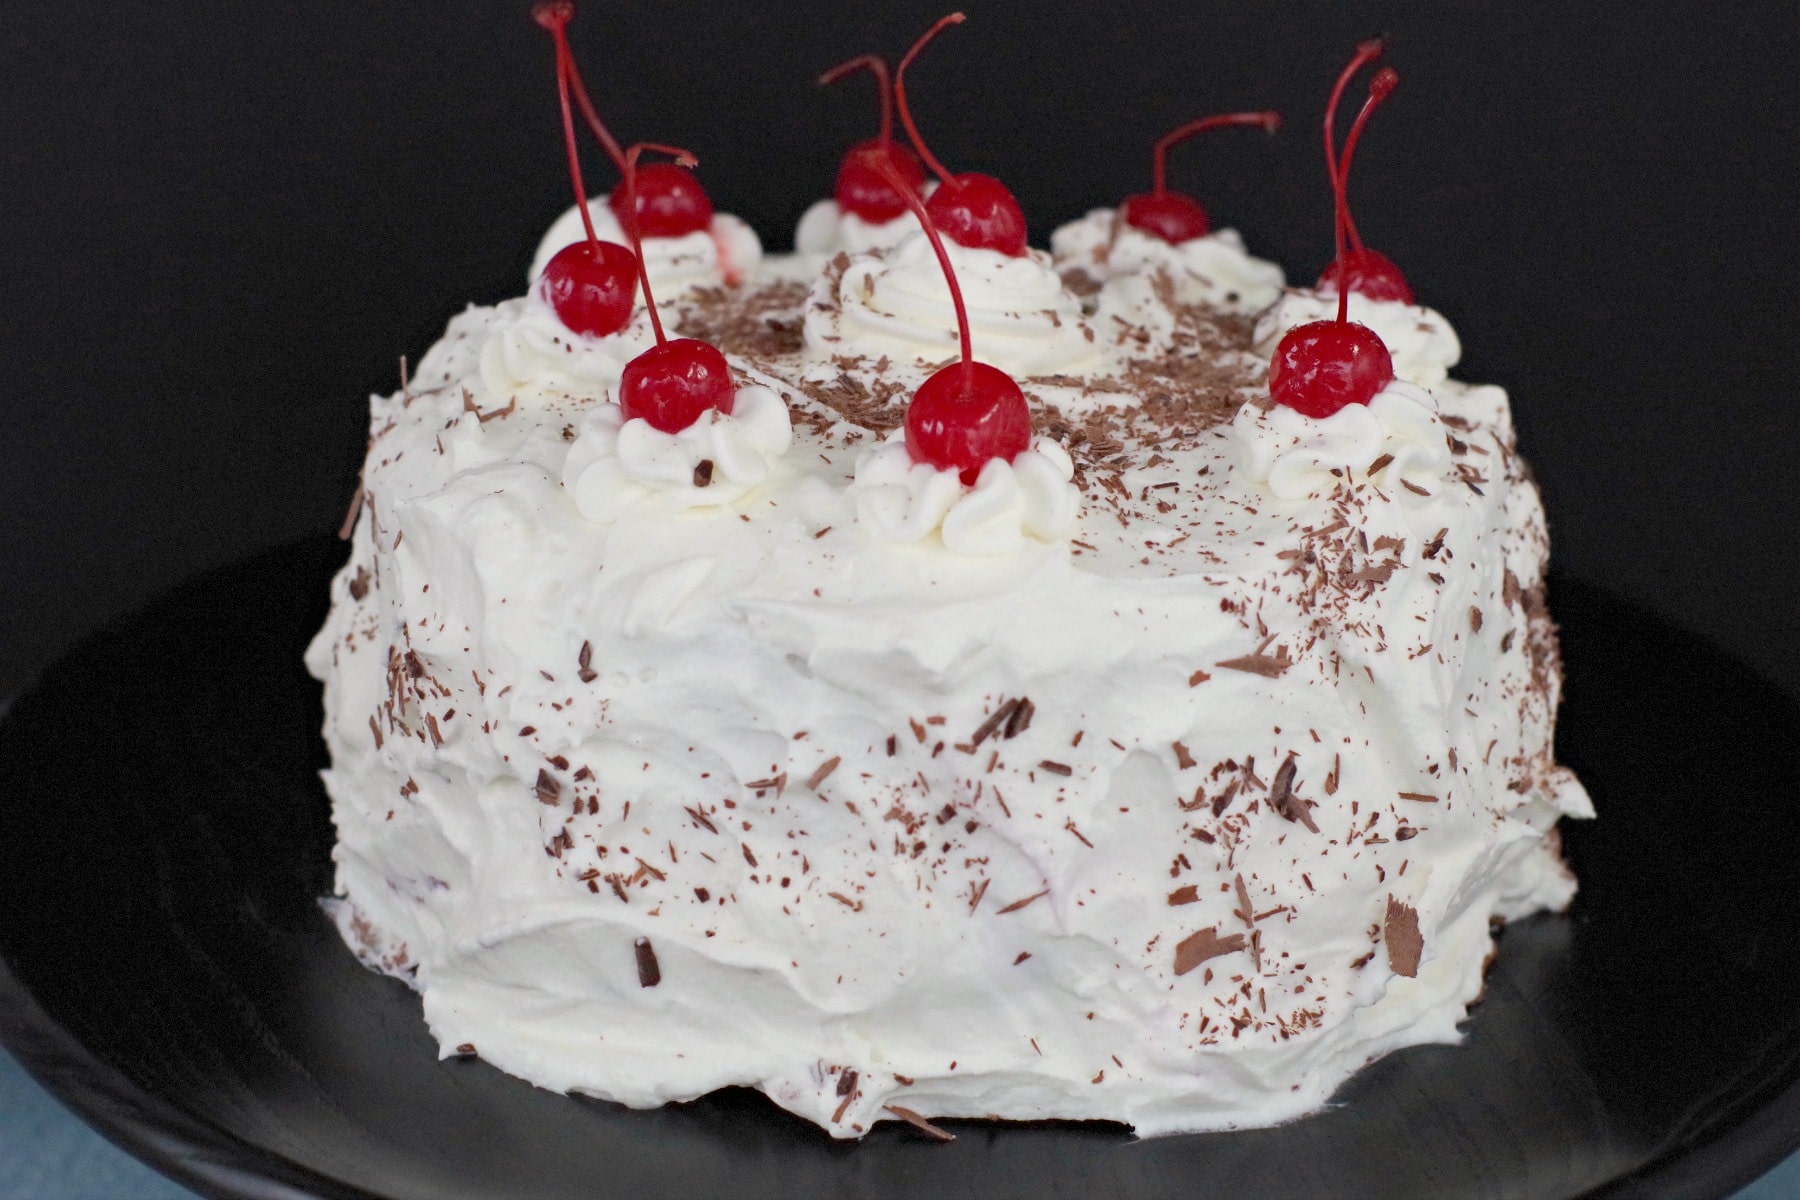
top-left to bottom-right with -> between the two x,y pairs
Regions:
1398,791 -> 1439,803
1038,760 -> 1072,776
1366,452 -> 1395,476
996,888 -> 1049,914
1385,897 -> 1423,978
971,696 -> 1034,747
1167,885 -> 1199,906
634,936 -> 661,987
692,459 -> 715,488
1268,753 -> 1318,833
1188,669 -> 1211,686
1172,742 -> 1197,770
806,756 -> 841,791
1173,926 -> 1246,976
837,1068 -> 860,1097
1216,651 -> 1292,678
348,566 -> 371,600
577,641 -> 597,683
883,1105 -> 954,1142
1470,607 -> 1484,632
534,769 -> 561,806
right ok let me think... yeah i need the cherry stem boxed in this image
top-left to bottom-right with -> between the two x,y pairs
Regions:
819,54 -> 895,148
534,1 -> 628,177
1150,110 -> 1282,197
620,142 -> 699,348
871,155 -> 973,390
533,4 -> 600,250
1333,68 -> 1398,260
895,12 -> 967,190
1324,37 -> 1386,257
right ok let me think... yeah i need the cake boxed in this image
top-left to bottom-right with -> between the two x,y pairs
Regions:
304,15 -> 1591,1139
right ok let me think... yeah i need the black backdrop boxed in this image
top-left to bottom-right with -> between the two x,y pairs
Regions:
2,0 -> 1796,700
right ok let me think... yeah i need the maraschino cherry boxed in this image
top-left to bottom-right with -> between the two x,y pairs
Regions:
818,54 -> 926,224
1268,50 -> 1403,419
1118,111 -> 1281,245
894,13 -> 1029,257
616,144 -> 736,434
532,1 -> 638,337
537,1 -> 715,241
1315,40 -> 1412,303
870,158 -> 1030,484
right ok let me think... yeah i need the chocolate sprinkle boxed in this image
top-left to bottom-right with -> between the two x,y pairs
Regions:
1385,897 -> 1423,978
1038,760 -> 1073,777
634,936 -> 661,988
883,1105 -> 954,1142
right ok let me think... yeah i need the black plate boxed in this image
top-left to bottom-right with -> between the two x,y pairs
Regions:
2,536 -> 1798,1200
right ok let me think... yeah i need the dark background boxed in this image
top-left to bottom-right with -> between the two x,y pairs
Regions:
1,0 -> 1796,700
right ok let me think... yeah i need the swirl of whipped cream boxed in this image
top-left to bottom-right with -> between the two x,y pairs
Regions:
804,233 -> 1101,376
1233,380 -> 1451,501
792,195 -> 931,259
476,293 -> 656,403
560,386 -> 792,523
1255,290 -> 1462,387
850,433 -> 1079,556
1051,209 -> 1286,314
527,200 -> 764,296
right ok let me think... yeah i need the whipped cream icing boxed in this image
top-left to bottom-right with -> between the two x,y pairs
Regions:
804,233 -> 1102,376
1051,209 -> 1286,314
1255,288 -> 1462,388
562,385 -> 793,522
1233,380 -> 1453,501
851,432 -> 1080,555
794,198 -> 926,261
309,238 -> 1589,1139
528,199 -> 764,296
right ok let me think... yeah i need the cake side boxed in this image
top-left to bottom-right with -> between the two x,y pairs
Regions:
304,258 -> 1589,1137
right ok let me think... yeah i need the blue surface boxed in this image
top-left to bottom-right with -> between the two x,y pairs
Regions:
2,1047 -> 1797,1199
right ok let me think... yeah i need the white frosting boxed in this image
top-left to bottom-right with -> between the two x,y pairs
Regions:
1256,290 -> 1463,388
528,200 -> 764,296
850,433 -> 1079,555
794,198 -> 925,259
560,386 -> 793,522
308,271 -> 1589,1140
805,233 -> 1101,376
1050,209 -> 1286,313
473,293 -> 656,404
1233,381 -> 1453,501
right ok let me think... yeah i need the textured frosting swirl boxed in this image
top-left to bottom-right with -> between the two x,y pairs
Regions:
850,434 -> 1080,555
1051,209 -> 1286,313
1233,381 -> 1452,500
804,234 -> 1101,375
793,198 -> 926,259
528,200 -> 764,296
1255,289 -> 1462,387
475,293 -> 656,403
561,386 -> 793,522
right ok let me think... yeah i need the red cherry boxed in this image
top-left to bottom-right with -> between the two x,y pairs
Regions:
1317,246 -> 1414,304
907,362 -> 1031,485
1314,46 -> 1412,302
1118,110 -> 1281,245
620,339 -> 736,433
818,55 -> 927,224
895,13 -> 1029,257
1269,320 -> 1394,419
1119,191 -> 1212,245
607,162 -> 714,239
532,1 -> 639,337
615,144 -> 739,433
834,140 -> 927,224
868,155 -> 1031,484
922,174 -> 1027,257
539,240 -> 639,337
